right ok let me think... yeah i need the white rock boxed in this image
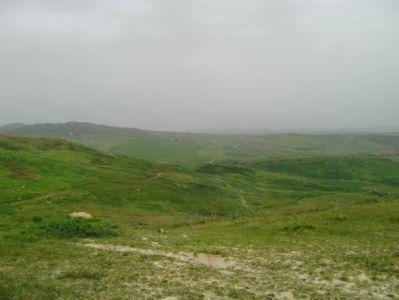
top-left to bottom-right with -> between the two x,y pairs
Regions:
69,212 -> 93,219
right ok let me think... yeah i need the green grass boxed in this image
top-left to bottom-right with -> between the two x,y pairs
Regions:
0,134 -> 399,298
57,270 -> 103,280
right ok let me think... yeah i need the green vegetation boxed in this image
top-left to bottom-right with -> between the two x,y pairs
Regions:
38,217 -> 118,238
1,134 -> 399,298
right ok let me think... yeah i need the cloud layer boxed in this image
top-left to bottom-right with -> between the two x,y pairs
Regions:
1,0 -> 398,130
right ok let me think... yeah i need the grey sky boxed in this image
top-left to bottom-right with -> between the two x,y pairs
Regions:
0,0 -> 398,131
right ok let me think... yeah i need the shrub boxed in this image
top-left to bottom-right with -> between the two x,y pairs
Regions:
197,164 -> 251,176
32,216 -> 43,223
331,214 -> 348,222
57,270 -> 103,280
283,224 -> 316,232
0,140 -> 20,150
39,217 -> 118,238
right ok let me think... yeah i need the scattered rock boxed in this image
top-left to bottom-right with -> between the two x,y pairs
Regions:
358,273 -> 369,282
194,253 -> 236,269
69,212 -> 93,219
153,261 -> 163,269
82,243 -> 237,270
203,291 -> 218,300
279,291 -> 295,300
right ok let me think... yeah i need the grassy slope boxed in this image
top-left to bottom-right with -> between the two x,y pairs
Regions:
2,122 -> 399,163
0,135 -> 251,219
1,135 -> 399,298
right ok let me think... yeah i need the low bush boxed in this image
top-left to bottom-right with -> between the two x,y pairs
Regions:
32,216 -> 43,223
39,217 -> 118,238
57,270 -> 103,280
283,224 -> 316,232
331,214 -> 348,222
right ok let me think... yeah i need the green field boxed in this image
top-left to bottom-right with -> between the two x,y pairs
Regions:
1,133 -> 399,299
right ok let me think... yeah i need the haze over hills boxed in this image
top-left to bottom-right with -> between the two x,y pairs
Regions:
2,122 -> 399,163
192,126 -> 399,135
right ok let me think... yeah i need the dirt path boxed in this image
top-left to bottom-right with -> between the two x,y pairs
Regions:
82,243 -> 236,270
75,243 -> 398,299
216,177 -> 249,208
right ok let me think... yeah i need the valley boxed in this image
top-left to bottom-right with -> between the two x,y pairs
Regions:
1,133 -> 398,299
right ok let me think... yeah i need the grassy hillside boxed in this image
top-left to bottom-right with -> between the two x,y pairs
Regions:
1,134 -> 399,298
2,122 -> 399,163
0,134 -> 251,218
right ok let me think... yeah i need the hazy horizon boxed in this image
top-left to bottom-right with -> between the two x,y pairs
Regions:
1,0 -> 398,131
2,120 -> 399,135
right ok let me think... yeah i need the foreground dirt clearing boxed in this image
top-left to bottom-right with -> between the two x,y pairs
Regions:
82,243 -> 236,269
77,242 -> 399,299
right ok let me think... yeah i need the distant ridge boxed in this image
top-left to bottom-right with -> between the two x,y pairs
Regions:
0,122 -> 154,138
2,122 -> 399,163
2,121 -> 399,137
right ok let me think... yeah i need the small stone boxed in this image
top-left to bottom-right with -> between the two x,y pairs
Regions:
69,211 -> 93,219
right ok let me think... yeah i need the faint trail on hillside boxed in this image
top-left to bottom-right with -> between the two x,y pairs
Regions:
215,177 -> 249,208
81,243 -> 236,269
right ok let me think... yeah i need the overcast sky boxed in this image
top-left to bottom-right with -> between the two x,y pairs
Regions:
0,0 -> 398,131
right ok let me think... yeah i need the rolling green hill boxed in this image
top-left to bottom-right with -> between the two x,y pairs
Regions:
1,134 -> 399,298
0,134 -> 247,217
2,122 -> 399,163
